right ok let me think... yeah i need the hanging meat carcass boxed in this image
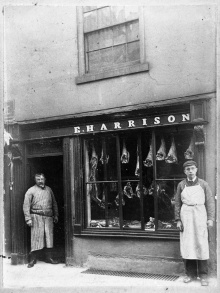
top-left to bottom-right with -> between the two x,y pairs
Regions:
165,137 -> 178,163
123,182 -> 134,198
184,137 -> 194,160
89,144 -> 103,208
89,145 -> 98,181
115,193 -> 125,206
143,141 -> 153,167
100,147 -> 109,164
135,183 -> 148,198
121,139 -> 130,164
135,147 -> 140,177
156,137 -> 166,161
148,182 -> 160,196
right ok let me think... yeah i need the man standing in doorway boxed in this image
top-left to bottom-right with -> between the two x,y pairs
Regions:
23,173 -> 59,268
175,161 -> 215,286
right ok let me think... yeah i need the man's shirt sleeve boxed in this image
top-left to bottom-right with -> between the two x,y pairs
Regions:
175,182 -> 183,221
50,189 -> 59,217
203,181 -> 215,222
23,188 -> 33,222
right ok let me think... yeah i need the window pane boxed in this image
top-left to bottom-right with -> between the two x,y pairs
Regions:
85,136 -> 117,182
127,21 -> 139,42
141,133 -> 155,231
88,51 -> 100,72
157,180 -> 178,230
86,32 -> 100,51
100,47 -> 113,68
111,6 -> 125,23
97,6 -> 111,28
125,6 -> 139,21
87,183 -> 120,228
122,181 -> 142,229
113,44 -> 126,64
119,134 -> 142,229
127,41 -> 140,62
113,25 -> 126,46
155,131 -> 193,179
98,136 -> 118,181
99,28 -> 113,49
84,10 -> 98,32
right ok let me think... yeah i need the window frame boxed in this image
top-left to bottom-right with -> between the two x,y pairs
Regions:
76,6 -> 149,84
80,126 -> 194,238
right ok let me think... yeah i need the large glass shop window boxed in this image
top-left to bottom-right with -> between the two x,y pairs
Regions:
84,128 -> 194,231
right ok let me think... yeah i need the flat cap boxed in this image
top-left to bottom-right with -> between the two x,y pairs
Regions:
183,160 -> 197,169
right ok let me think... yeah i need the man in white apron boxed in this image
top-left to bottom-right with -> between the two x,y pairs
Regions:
23,173 -> 59,268
175,161 -> 215,286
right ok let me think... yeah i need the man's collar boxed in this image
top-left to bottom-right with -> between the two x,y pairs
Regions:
187,176 -> 197,182
36,184 -> 46,189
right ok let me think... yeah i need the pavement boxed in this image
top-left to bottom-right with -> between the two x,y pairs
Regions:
1,258 -> 219,293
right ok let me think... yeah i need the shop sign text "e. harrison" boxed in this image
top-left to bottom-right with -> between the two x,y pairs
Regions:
73,113 -> 190,135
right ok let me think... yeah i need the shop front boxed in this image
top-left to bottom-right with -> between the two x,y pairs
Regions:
8,97 -> 216,275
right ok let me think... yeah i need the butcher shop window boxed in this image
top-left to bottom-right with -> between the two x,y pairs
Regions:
76,6 -> 149,84
84,128 -> 194,232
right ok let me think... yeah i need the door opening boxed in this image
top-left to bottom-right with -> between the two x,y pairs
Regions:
27,156 -> 65,263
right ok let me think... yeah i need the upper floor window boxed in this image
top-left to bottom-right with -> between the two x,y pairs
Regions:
76,6 -> 149,84
84,6 -> 140,73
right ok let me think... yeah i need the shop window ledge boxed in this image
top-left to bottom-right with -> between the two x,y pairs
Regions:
74,229 -> 180,240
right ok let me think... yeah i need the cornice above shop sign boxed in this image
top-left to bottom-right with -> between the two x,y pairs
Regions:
23,113 -> 191,141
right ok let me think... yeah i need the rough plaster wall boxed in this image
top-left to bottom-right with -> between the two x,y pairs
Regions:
72,237 -> 181,267
4,6 -> 77,121
4,4 -> 216,121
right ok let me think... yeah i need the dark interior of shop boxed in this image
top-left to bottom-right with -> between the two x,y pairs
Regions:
27,156 -> 65,263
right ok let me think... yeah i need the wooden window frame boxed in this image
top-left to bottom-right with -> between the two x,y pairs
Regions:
74,126 -> 197,239
76,6 -> 149,84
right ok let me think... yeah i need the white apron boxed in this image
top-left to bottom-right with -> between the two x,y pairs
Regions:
180,184 -> 209,260
31,214 -> 54,252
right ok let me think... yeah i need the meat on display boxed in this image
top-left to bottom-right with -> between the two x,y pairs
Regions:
184,136 -> 194,159
143,140 -> 153,167
165,136 -> 178,164
156,137 -> 166,160
121,139 -> 130,164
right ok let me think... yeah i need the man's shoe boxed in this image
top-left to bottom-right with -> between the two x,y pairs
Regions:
45,258 -> 59,264
183,276 -> 193,283
27,259 -> 36,268
201,279 -> 208,286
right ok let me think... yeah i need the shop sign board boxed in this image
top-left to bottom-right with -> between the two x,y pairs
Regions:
73,113 -> 190,135
23,113 -> 191,140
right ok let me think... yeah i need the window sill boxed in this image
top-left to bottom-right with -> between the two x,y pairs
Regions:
74,228 -> 180,240
75,62 -> 149,84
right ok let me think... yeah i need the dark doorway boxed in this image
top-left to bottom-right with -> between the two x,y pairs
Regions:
27,156 -> 65,263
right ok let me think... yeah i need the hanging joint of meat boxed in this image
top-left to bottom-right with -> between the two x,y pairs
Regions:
100,148 -> 109,164
115,193 -> 125,206
89,144 -> 103,207
184,137 -> 194,160
135,146 -> 140,177
123,182 -> 134,198
156,137 -> 166,161
135,183 -> 148,198
89,145 -> 98,182
165,137 -> 178,164
121,140 -> 130,164
143,141 -> 153,167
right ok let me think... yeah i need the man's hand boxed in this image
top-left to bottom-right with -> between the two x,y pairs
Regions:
27,220 -> 32,227
176,220 -> 184,232
207,220 -> 213,229
54,216 -> 58,223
